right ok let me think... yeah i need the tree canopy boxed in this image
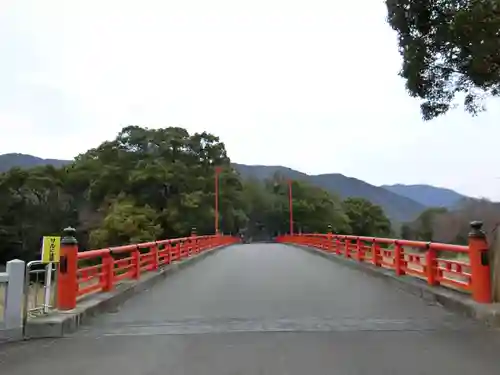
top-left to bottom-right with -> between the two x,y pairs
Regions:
386,0 -> 500,120
402,207 -> 448,241
402,198 -> 500,245
242,174 -> 351,239
343,197 -> 392,237
0,125 -> 393,264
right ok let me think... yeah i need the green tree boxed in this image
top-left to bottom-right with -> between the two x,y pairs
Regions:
0,125 -> 250,262
247,175 -> 350,237
386,0 -> 500,120
0,124 -> 405,263
412,207 -> 448,241
70,126 -> 246,238
89,197 -> 162,248
400,223 -> 413,239
239,178 -> 276,240
343,197 -> 392,237
0,166 -> 76,263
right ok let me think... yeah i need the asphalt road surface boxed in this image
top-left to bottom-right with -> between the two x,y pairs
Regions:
1,244 -> 499,374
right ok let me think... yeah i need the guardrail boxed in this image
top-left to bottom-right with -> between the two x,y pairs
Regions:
57,228 -> 239,310
23,261 -> 57,321
276,221 -> 492,303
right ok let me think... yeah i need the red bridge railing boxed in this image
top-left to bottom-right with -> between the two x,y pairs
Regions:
276,221 -> 491,303
57,230 -> 239,310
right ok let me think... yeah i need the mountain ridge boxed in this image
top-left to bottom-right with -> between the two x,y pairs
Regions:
0,153 -> 70,172
381,183 -> 467,208
0,153 -> 467,223
231,163 -> 426,222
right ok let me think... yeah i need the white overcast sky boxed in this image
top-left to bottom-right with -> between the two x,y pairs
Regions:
1,0 -> 499,199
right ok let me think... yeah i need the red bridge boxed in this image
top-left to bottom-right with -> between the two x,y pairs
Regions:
1,223 -> 500,374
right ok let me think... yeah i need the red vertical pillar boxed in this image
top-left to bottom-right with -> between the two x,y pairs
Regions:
133,247 -> 141,280
150,242 -> 159,270
191,228 -> 199,254
57,227 -> 78,311
327,225 -> 333,252
356,238 -> 363,262
468,221 -> 492,303
215,166 -> 222,235
372,240 -> 380,267
288,180 -> 294,235
102,252 -> 114,291
394,241 -> 404,276
426,243 -> 437,286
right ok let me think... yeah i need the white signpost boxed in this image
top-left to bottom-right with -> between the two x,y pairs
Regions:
40,237 -> 61,313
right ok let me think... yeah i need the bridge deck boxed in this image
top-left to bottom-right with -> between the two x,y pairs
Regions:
2,244 -> 499,374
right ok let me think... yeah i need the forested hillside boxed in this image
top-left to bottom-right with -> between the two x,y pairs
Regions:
0,153 -> 69,172
233,163 -> 426,222
3,156 -> 459,223
0,126 -> 392,264
401,198 -> 500,246
381,184 -> 466,208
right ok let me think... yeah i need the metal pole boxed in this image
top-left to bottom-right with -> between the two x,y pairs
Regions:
23,260 -> 39,334
43,262 -> 52,313
288,179 -> 294,235
215,167 -> 221,234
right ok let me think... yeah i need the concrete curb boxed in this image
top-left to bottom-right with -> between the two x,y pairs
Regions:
292,244 -> 500,328
0,327 -> 22,344
24,245 -> 231,339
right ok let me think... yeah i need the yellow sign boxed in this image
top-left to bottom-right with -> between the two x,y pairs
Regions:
41,236 -> 61,263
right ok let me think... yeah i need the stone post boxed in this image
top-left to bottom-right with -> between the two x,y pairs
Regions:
2,259 -> 26,332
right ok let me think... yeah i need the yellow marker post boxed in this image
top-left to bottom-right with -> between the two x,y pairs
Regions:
41,236 -> 61,263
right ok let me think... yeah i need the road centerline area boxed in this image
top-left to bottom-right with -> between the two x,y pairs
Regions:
2,244 -> 499,375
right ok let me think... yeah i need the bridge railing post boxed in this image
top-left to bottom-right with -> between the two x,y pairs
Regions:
174,241 -> 180,260
334,237 -> 340,255
191,228 -> 199,254
57,227 -> 78,311
327,225 -> 333,252
356,238 -> 363,262
187,237 -> 193,257
101,252 -> 114,292
150,242 -> 159,270
163,242 -> 171,265
132,247 -> 141,280
179,240 -> 185,259
371,240 -> 380,267
394,241 -> 405,276
425,243 -> 437,286
468,221 -> 492,303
